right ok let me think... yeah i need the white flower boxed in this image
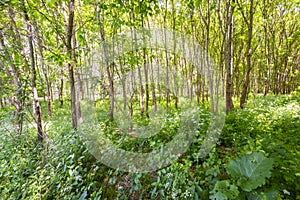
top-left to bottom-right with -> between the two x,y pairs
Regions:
184,190 -> 191,198
171,193 -> 177,199
283,189 -> 290,195
167,173 -> 172,178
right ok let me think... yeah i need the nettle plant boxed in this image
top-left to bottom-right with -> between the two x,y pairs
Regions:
210,152 -> 276,200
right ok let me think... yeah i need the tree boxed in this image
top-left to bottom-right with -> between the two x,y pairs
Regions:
239,0 -> 255,108
66,0 -> 78,129
22,1 -> 44,142
217,0 -> 235,113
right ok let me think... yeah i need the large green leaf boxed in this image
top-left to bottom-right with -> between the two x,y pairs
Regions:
246,189 -> 279,200
209,180 -> 239,200
226,152 -> 274,192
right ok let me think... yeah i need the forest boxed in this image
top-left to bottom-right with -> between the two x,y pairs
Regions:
0,0 -> 299,199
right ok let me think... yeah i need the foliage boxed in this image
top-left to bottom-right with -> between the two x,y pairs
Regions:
226,152 -> 274,192
1,94 -> 299,199
1,0 -> 300,198
209,180 -> 239,200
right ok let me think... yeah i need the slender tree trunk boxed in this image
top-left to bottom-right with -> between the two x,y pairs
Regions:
147,19 -> 157,111
57,32 -> 64,107
6,7 -> 29,134
200,0 -> 213,112
239,0 -> 254,108
134,25 -> 145,117
54,12 -> 64,107
233,43 -> 244,97
117,33 -> 127,110
59,69 -> 64,107
0,31 -> 23,134
171,0 -> 178,109
138,60 -> 145,117
143,48 -> 149,117
191,12 -> 201,105
201,51 -> 206,104
164,0 -> 170,108
156,49 -> 161,104
74,37 -> 82,124
225,1 -> 235,113
142,20 -> 149,117
35,22 -> 52,116
190,66 -> 194,101
23,2 -> 44,142
262,0 -> 270,96
98,3 -> 114,120
66,0 -> 77,129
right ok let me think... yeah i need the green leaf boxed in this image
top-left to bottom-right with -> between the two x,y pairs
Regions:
209,180 -> 239,200
246,190 -> 279,200
79,190 -> 87,200
46,0 -> 56,7
195,184 -> 203,194
226,152 -> 274,192
195,0 -> 203,8
210,192 -> 227,200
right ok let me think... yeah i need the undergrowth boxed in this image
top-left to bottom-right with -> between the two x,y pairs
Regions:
0,93 -> 299,199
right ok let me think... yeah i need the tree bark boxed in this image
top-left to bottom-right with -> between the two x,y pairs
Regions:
164,0 -> 170,108
73,35 -> 82,124
97,2 -> 114,120
66,0 -> 77,129
171,0 -> 178,109
147,18 -> 157,112
225,1 -> 235,113
239,0 -> 254,108
200,0 -> 214,112
0,31 -> 23,134
34,22 -> 52,116
23,2 -> 44,142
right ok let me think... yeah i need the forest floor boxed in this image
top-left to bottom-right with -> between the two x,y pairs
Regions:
0,92 -> 299,199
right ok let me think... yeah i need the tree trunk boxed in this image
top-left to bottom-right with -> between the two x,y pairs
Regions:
0,31 -> 23,134
199,0 -> 213,112
23,2 -> 44,142
171,0 -> 178,109
35,22 -> 52,116
147,19 -> 157,112
225,1 -> 235,113
164,0 -> 170,108
239,0 -> 254,108
66,0 -> 77,129
73,35 -> 82,124
98,3 -> 114,120
134,27 -> 145,117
